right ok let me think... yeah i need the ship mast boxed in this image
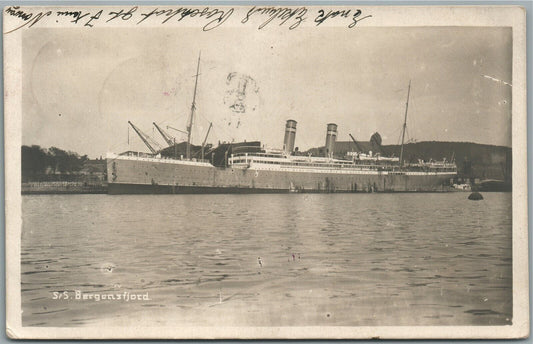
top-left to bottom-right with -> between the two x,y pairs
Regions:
186,52 -> 201,160
399,80 -> 411,168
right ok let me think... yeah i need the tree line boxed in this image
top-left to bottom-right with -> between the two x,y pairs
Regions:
22,145 -> 88,176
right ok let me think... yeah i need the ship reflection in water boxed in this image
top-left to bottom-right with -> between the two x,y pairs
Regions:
21,192 -> 512,327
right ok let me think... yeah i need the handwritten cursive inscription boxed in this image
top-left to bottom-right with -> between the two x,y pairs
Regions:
56,10 -> 91,24
4,6 -> 372,34
137,7 -> 234,31
4,6 -> 52,34
315,9 -> 372,28
241,6 -> 308,30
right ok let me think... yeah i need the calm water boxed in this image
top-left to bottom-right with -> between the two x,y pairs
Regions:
21,193 -> 512,327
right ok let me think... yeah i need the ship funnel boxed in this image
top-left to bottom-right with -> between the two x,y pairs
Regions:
325,123 -> 337,158
283,120 -> 297,154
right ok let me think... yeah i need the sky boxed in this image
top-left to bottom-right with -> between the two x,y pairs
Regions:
22,26 -> 512,158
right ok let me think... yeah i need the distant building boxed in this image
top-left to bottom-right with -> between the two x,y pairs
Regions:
80,158 -> 106,179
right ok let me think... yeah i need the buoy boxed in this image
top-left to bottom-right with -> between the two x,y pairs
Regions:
468,192 -> 483,200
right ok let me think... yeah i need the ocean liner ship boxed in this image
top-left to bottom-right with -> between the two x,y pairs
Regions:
106,57 -> 457,194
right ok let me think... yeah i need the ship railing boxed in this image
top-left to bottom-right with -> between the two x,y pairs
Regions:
119,151 -> 156,158
232,152 -> 284,159
236,159 -> 397,171
113,151 -> 213,165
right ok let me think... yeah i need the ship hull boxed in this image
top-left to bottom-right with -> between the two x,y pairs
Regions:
107,183 -> 454,194
107,155 -> 455,194
108,183 -> 288,194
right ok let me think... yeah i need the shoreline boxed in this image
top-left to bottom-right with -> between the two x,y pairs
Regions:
21,182 -> 108,195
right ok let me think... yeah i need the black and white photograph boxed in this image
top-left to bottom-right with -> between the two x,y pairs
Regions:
4,4 -> 528,339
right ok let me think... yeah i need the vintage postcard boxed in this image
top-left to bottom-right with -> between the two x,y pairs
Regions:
4,4 -> 528,339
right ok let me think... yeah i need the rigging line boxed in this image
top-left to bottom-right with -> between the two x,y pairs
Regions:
194,115 -> 213,136
198,111 -> 211,124
156,115 -> 184,127
386,126 -> 402,139
132,123 -> 162,150
409,109 -> 416,140
145,130 -> 163,147
213,121 -> 236,140
397,130 -> 403,146
295,129 -> 316,151
108,140 -> 129,152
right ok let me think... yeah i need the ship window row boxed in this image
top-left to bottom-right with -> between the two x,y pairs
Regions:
233,153 -> 283,158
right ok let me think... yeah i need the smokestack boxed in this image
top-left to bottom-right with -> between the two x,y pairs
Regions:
325,123 -> 337,158
283,120 -> 297,154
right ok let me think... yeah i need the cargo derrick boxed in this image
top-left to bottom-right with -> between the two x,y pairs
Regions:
349,133 -> 364,153
128,121 -> 160,154
200,122 -> 213,160
153,122 -> 175,147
